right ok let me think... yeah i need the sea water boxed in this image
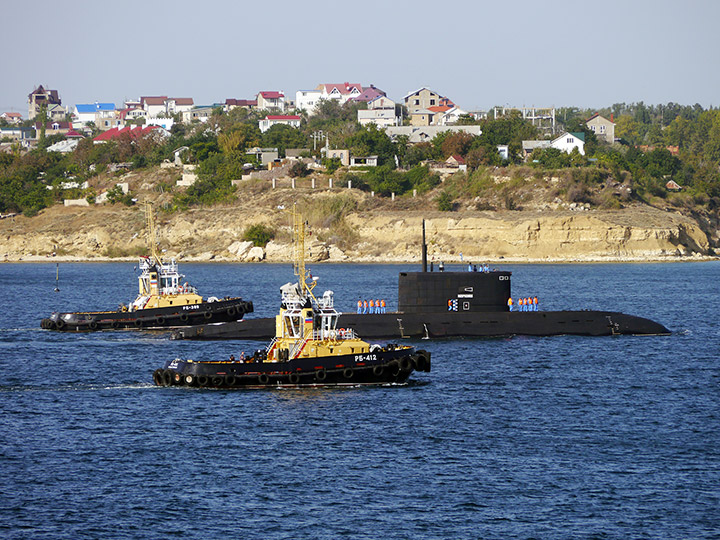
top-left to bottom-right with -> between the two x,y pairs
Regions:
0,262 -> 718,539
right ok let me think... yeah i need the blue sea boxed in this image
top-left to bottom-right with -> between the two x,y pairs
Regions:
0,261 -> 718,539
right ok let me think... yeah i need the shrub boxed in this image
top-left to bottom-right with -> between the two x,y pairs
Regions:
436,191 -> 455,211
289,161 -> 309,178
242,224 -> 275,247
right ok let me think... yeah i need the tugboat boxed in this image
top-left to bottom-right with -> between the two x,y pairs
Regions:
40,203 -> 253,332
153,211 -> 430,389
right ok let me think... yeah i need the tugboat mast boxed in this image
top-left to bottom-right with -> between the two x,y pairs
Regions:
144,201 -> 161,266
292,206 -> 316,300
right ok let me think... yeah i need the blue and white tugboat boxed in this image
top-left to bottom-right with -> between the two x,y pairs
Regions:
153,211 -> 430,389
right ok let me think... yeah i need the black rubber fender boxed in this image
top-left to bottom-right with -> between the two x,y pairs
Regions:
399,356 -> 413,371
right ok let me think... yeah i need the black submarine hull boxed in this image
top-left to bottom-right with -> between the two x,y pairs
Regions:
172,309 -> 670,341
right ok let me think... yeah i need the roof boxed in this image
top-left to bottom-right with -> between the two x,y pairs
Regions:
352,86 -> 386,102
93,125 -> 161,142
225,99 -> 257,107
2,112 -> 22,118
29,85 -> 60,102
522,140 -> 551,151
76,103 -> 115,113
448,154 -> 466,164
141,96 -> 168,106
321,83 -> 362,95
550,132 -> 586,145
258,91 -> 284,99
169,97 -> 194,105
65,129 -> 84,138
34,121 -> 72,129
586,113 -> 614,124
265,115 -> 301,121
428,105 -> 453,113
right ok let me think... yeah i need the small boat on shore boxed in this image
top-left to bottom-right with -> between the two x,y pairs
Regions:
40,202 -> 253,332
153,210 -> 430,389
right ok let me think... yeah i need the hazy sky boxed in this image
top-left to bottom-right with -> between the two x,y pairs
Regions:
2,0 -> 718,115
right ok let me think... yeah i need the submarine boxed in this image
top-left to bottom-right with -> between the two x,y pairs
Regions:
172,222 -> 670,341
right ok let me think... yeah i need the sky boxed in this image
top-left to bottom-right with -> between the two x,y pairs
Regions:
2,0 -> 718,116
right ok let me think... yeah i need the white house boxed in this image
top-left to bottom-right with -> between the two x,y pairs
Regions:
551,132 -> 585,155
295,82 -> 363,114
358,108 -> 398,127
73,103 -> 116,125
256,91 -> 286,112
182,106 -> 214,124
434,106 -> 468,126
295,89 -> 323,113
259,115 -> 301,133
166,98 -> 194,115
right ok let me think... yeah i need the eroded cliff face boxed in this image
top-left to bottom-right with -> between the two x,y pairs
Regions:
0,202 -> 711,263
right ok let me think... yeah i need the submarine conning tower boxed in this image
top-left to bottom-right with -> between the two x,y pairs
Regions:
398,270 -> 512,313
399,219 -> 512,313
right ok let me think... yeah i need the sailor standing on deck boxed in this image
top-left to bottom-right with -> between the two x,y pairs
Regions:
381,299 -> 386,313
518,297 -> 524,311
357,299 -> 362,314
533,296 -> 538,311
363,300 -> 368,314
508,297 -> 514,311
369,299 -> 374,314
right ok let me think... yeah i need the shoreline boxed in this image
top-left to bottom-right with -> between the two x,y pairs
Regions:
3,254 -> 718,264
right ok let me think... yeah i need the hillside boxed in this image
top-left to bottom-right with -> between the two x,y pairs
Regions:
0,165 -> 715,264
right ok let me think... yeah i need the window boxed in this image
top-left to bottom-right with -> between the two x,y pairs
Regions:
414,99 -> 420,105
567,138 -> 573,143
599,125 -> 606,134
430,99 -> 435,105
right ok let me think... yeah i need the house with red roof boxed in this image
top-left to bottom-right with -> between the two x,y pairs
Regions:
256,91 -> 286,112
259,115 -> 301,133
295,82 -> 365,114
1,112 -> 23,124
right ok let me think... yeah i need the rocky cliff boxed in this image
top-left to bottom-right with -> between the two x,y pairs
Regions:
0,193 -> 712,263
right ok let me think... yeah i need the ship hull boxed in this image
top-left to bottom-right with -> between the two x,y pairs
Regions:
41,298 -> 254,332
153,347 -> 431,389
172,309 -> 670,341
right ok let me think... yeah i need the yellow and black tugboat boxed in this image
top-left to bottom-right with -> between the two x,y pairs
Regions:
153,211 -> 430,389
40,203 -> 253,332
